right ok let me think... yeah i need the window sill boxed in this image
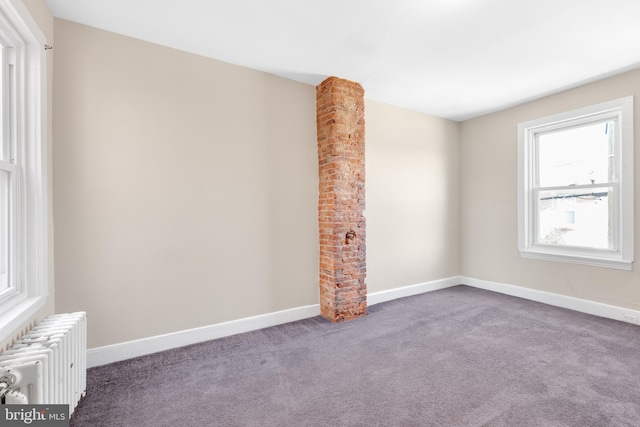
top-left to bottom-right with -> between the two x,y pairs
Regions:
0,293 -> 47,343
520,249 -> 633,271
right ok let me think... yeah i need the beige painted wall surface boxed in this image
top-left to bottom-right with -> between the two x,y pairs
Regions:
1,0 -> 55,351
366,100 -> 460,293
460,68 -> 640,311
53,20 -> 319,348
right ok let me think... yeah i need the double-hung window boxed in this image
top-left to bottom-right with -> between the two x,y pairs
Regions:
518,97 -> 634,270
0,42 -> 16,296
0,0 -> 48,341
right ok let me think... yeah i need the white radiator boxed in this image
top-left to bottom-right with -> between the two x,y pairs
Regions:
0,312 -> 87,415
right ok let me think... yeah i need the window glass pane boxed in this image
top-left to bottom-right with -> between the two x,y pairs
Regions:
0,168 -> 8,291
537,187 -> 612,249
538,120 -> 615,187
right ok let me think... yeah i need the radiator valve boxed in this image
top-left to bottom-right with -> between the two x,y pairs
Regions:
5,389 -> 28,404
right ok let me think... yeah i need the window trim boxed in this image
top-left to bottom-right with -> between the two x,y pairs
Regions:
0,0 -> 48,343
517,96 -> 634,270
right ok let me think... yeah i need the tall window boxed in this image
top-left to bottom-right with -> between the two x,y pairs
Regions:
518,97 -> 634,270
0,0 -> 48,342
0,42 -> 15,295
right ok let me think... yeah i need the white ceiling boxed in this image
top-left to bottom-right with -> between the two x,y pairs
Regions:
45,0 -> 640,121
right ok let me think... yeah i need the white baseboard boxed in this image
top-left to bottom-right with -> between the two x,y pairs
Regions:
88,277 -> 462,368
462,276 -> 640,326
88,275 -> 639,368
87,304 -> 320,368
367,276 -> 461,306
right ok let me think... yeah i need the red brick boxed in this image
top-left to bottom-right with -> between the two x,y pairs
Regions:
316,77 -> 366,323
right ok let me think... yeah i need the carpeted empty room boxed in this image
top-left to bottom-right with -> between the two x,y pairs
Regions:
4,2 -> 640,427
71,286 -> 640,427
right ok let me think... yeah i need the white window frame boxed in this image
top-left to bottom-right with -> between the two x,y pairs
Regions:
0,0 -> 48,342
518,96 -> 634,270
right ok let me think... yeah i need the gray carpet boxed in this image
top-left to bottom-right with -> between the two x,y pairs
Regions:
70,285 -> 640,426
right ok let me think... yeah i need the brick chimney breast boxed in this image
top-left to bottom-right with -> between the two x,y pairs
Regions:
316,77 -> 366,322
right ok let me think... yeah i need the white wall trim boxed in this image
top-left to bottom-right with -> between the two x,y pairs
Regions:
367,276 -> 461,306
87,304 -> 320,368
88,275 -> 640,368
462,276 -> 640,325
88,277 -> 463,368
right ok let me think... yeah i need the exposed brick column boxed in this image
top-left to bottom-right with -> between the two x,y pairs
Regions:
316,76 -> 366,322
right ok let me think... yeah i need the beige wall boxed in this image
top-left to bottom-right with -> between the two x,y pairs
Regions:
52,19 -> 463,349
50,15 -> 640,351
15,0 -> 640,356
366,100 -> 460,292
1,0 -> 55,351
460,68 -> 640,311
53,20 -> 319,348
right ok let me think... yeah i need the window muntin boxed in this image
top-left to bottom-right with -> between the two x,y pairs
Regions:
518,97 -> 634,270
